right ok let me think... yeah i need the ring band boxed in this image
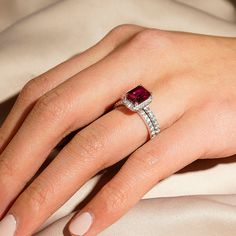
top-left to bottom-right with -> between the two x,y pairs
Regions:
114,85 -> 160,139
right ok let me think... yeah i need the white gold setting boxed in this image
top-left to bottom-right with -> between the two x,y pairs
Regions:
122,94 -> 153,111
114,87 -> 160,139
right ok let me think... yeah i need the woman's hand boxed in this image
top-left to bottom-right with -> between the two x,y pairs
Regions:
0,24 -> 236,236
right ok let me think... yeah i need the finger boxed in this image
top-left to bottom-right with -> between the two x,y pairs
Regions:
0,24 -> 143,154
0,25 -> 144,214
5,81 -> 192,235
68,110 -> 206,236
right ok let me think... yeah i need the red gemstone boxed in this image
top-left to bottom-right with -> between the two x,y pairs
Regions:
126,85 -> 151,105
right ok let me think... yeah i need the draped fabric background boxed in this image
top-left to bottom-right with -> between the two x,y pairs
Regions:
0,0 -> 236,235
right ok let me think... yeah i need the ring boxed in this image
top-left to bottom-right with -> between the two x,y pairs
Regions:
114,85 -> 160,139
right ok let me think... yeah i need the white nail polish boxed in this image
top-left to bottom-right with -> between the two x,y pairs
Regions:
0,214 -> 17,236
69,212 -> 93,236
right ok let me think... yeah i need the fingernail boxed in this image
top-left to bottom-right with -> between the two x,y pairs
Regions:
69,212 -> 93,236
0,214 -> 17,236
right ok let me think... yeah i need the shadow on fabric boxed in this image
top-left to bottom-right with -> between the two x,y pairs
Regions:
229,0 -> 236,8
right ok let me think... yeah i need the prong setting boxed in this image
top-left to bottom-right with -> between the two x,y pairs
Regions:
114,85 -> 160,139
122,95 -> 152,111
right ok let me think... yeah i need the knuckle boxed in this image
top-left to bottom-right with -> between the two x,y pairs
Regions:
0,157 -> 14,178
129,149 -> 167,182
109,24 -> 129,34
161,75 -> 184,91
0,158 -> 25,188
131,28 -> 173,52
32,89 -> 66,120
18,78 -> 40,104
20,180 -> 53,213
131,148 -> 161,175
71,123 -> 109,164
109,24 -> 137,36
99,183 -> 128,214
134,28 -> 160,41
104,24 -> 143,49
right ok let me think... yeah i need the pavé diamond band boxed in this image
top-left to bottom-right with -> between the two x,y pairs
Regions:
114,85 -> 160,139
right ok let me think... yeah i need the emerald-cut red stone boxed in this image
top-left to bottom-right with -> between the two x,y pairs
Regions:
126,85 -> 151,105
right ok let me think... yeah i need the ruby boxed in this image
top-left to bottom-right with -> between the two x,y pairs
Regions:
126,85 -> 151,105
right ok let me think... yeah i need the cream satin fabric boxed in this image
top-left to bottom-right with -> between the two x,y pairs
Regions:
0,0 -> 236,235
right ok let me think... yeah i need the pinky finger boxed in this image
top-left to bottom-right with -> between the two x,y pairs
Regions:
68,110 -> 206,236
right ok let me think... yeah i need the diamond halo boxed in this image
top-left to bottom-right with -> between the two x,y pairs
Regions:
114,85 -> 160,139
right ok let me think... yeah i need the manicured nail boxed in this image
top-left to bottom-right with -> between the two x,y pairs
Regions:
0,214 -> 17,236
69,212 -> 93,236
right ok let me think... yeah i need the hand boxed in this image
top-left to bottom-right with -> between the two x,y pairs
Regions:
0,24 -> 236,236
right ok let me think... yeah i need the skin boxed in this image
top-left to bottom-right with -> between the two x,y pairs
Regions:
0,24 -> 236,235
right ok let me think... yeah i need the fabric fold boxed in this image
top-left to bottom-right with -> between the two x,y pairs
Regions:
0,0 -> 235,235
